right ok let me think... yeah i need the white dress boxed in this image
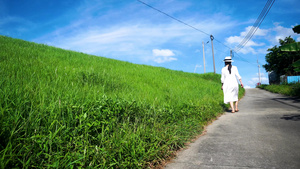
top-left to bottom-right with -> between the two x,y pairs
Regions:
221,65 -> 241,104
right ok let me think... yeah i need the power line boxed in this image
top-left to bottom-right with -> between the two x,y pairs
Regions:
137,0 -> 232,51
232,51 -> 259,66
137,0 -> 210,36
231,0 -> 274,85
234,0 -> 275,52
137,0 -> 270,69
214,37 -> 232,51
235,0 -> 271,51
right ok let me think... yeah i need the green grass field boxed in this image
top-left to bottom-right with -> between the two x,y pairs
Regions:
0,35 -> 244,168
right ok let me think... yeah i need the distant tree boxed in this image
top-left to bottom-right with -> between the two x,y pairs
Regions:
280,25 -> 300,73
263,36 -> 300,77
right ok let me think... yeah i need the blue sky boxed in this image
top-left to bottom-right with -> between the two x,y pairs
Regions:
1,0 -> 299,88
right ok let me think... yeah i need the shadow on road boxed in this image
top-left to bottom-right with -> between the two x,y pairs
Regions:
280,114 -> 300,121
272,97 -> 300,109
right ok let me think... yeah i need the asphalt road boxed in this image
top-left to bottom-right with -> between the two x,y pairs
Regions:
165,88 -> 300,169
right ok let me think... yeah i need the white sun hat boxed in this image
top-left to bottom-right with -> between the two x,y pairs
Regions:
223,56 -> 233,62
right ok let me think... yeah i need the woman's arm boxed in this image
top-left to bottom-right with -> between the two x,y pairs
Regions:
239,79 -> 244,88
221,68 -> 225,90
235,66 -> 243,88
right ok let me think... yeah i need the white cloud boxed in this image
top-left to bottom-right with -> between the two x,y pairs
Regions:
247,72 -> 269,87
152,49 -> 177,63
251,77 -> 268,83
36,23 -> 187,63
34,12 -> 236,63
226,26 -> 269,45
152,49 -> 175,57
270,23 -> 300,45
244,85 -> 252,88
226,36 -> 242,44
238,47 -> 256,54
31,0 -> 239,65
241,26 -> 268,37
226,26 -> 268,54
226,23 -> 300,55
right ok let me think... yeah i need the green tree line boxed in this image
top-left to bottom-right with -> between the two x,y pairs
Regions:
263,36 -> 300,77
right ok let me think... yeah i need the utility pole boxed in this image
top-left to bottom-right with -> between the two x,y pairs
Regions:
202,41 -> 206,73
210,35 -> 216,74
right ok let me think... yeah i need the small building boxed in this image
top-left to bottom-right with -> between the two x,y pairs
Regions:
268,71 -> 279,84
280,75 -> 300,84
287,76 -> 300,83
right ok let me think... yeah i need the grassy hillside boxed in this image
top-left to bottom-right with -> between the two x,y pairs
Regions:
0,35 -> 244,168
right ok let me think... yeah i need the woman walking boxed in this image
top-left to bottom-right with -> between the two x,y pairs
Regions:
221,56 -> 243,113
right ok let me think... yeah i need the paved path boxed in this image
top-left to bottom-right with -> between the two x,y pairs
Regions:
165,88 -> 300,169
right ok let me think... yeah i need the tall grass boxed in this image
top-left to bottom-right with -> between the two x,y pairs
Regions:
0,35 -> 244,168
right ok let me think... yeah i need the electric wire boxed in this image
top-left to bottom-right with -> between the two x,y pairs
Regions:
235,0 -> 271,50
137,0 -> 269,69
137,0 -> 210,36
234,0 -> 275,52
233,52 -> 259,66
137,0 -> 232,52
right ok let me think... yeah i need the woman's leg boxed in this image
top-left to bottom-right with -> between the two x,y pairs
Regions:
235,101 -> 239,111
230,102 -> 235,113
